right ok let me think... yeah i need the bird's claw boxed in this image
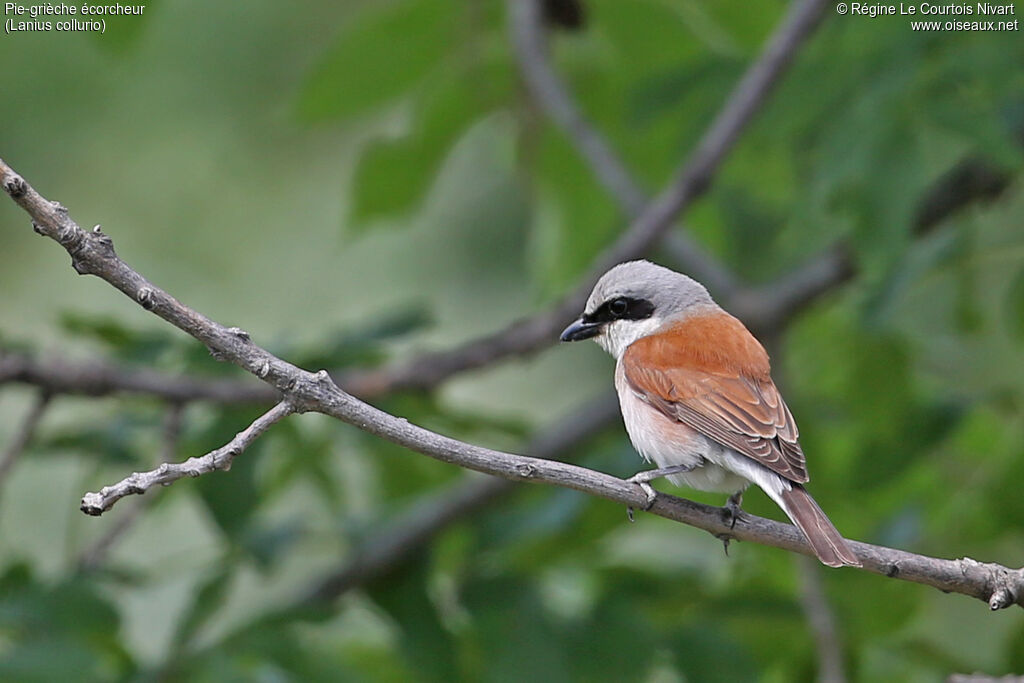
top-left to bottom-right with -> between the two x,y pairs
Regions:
626,475 -> 658,516
715,491 -> 745,556
637,480 -> 658,509
625,464 -> 697,520
715,533 -> 736,556
722,491 -> 745,530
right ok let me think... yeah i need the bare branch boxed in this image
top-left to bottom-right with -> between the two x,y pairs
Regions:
343,0 -> 830,395
80,400 -> 292,515
320,382 -> 1024,608
0,391 -> 51,489
9,148 -> 1010,410
913,156 -> 1015,236
2,158 -> 1023,611
508,0 -> 737,295
77,404 -> 185,570
732,150 -> 1018,332
796,555 -> 847,683
2,0 -> 832,406
731,243 -> 855,334
0,349 -> 278,404
508,0 -> 645,215
308,149 -> 1024,606
583,0 -> 829,280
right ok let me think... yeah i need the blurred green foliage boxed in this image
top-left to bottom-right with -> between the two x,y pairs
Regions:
1,0 -> 1023,681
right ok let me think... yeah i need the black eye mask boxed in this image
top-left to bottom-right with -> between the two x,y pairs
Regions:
583,297 -> 655,324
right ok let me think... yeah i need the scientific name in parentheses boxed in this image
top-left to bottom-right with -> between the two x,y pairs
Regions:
6,17 -> 104,31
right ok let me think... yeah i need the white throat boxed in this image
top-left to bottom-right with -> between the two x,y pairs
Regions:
595,317 -> 664,359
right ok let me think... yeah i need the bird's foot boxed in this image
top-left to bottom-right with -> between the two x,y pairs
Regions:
716,533 -> 736,556
625,465 -> 696,521
713,492 -> 747,557
722,490 -> 745,530
626,480 -> 656,523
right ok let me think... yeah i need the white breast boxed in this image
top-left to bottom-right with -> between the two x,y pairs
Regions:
614,361 -> 753,495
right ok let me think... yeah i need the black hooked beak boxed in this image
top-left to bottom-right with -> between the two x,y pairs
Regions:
560,318 -> 602,342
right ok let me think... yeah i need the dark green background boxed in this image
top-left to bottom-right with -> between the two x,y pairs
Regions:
1,0 -> 1023,680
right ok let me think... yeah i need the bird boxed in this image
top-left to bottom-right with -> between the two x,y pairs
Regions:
560,260 -> 860,568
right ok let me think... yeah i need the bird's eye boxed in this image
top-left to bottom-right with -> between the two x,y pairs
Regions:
609,298 -> 629,317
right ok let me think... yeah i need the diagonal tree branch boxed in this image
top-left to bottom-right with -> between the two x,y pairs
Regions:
4,141 -> 1015,406
509,0 -> 646,216
303,394 -> 620,604
0,349 -> 278,404
732,151 -> 1020,332
580,0 -> 830,281
80,400 -> 292,515
342,0 -> 830,396
1,0 -> 835,406
3,159 -> 1022,611
508,0 -> 737,295
912,156 -> 1016,235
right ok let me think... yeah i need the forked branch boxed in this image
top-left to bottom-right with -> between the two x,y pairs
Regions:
2,159 -> 1021,612
80,400 -> 293,515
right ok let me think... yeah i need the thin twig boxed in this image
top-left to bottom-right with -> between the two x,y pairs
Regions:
796,555 -> 847,683
0,349 -> 278,404
0,391 -> 51,489
4,160 -> 1023,611
80,400 -> 292,515
77,404 -> 186,570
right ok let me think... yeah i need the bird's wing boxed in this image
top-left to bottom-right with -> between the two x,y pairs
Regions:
621,314 -> 808,483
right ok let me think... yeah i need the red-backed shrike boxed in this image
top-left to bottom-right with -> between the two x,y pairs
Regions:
561,260 -> 860,568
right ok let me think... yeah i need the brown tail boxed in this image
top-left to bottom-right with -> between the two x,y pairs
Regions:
779,485 -> 861,568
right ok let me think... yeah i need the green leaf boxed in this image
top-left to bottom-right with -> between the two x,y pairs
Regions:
0,566 -> 134,682
287,305 -> 432,369
527,127 -> 621,299
298,0 -> 459,122
348,38 -> 514,222
190,408 -> 267,540
564,598 -> 659,682
352,89 -> 490,222
1009,620 -> 1024,672
668,625 -> 759,683
365,552 -> 459,683
39,411 -> 160,466
241,521 -> 305,570
171,565 -> 235,651
460,577 -> 572,682
59,312 -> 179,365
263,420 -> 340,505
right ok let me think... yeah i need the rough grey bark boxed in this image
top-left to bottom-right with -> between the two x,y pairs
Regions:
3,158 -> 1022,611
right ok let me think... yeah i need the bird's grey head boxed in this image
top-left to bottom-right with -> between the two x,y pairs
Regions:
559,260 -> 716,358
